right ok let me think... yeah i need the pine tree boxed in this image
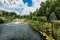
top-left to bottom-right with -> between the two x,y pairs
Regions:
49,12 -> 57,22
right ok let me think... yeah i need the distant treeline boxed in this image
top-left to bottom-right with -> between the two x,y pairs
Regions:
0,10 -> 21,23
0,10 -> 21,19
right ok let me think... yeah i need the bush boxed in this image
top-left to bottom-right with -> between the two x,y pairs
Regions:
0,18 -> 5,23
49,12 -> 57,22
38,16 -> 47,22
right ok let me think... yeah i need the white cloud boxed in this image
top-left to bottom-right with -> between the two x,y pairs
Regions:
0,0 -> 45,15
21,0 -> 45,15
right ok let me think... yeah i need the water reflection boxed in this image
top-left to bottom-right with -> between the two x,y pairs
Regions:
0,22 -> 44,40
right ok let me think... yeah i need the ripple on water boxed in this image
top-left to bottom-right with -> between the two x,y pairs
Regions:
0,22 -> 44,40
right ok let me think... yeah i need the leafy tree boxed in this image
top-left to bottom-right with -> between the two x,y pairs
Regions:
0,10 -> 21,23
29,12 -> 33,19
32,0 -> 60,21
38,16 -> 47,22
49,12 -> 57,22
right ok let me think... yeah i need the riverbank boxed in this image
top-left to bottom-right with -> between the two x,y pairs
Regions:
0,18 -> 55,40
29,23 -> 54,40
23,19 -> 55,40
13,19 -> 55,40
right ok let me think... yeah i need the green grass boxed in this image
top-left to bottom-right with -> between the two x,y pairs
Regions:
26,20 -> 54,40
53,25 -> 60,40
0,17 -> 14,23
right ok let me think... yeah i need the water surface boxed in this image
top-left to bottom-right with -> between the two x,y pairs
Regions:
0,22 -> 44,40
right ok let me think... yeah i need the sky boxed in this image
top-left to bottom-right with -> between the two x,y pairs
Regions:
0,0 -> 45,15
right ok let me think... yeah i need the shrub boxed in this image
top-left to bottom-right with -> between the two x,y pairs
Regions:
38,16 -> 47,22
0,18 -> 5,23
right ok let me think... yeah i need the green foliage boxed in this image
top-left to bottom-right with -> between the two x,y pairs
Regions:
29,12 -> 33,19
0,10 -> 20,19
52,22 -> 60,40
38,16 -> 47,22
25,0 -> 60,40
27,0 -> 60,22
0,10 -> 21,23
0,18 -> 5,23
21,0 -> 60,22
49,12 -> 57,22
21,15 -> 29,19
0,12 -> 2,16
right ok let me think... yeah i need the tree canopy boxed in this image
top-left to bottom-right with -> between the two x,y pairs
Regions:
26,0 -> 60,22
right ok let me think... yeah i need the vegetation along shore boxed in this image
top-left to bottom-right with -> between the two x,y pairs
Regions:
0,0 -> 60,40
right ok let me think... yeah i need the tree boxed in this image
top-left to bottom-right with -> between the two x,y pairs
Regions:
49,12 -> 57,22
29,12 -> 33,19
0,12 -> 2,16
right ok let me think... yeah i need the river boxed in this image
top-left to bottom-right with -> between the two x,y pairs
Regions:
0,22 -> 45,40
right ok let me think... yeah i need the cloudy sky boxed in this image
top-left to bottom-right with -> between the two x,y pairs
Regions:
0,0 -> 45,15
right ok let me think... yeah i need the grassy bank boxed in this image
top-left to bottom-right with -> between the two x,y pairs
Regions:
0,17 -> 12,23
24,19 -> 55,40
51,20 -> 60,40
0,18 -> 59,40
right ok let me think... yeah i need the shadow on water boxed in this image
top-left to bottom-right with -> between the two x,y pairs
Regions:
30,25 -> 46,40
0,22 -> 46,40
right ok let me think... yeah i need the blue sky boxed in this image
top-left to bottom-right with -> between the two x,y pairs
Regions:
0,0 -> 45,15
23,0 -> 32,6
